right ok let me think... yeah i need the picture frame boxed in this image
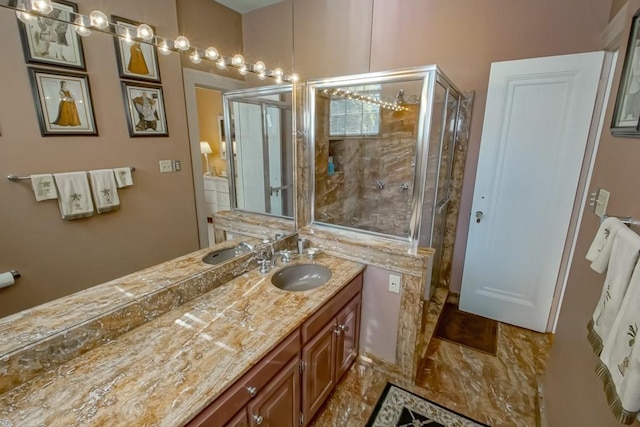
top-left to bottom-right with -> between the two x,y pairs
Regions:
218,115 -> 227,160
16,0 -> 86,70
612,9 -> 640,136
121,82 -> 168,137
112,15 -> 161,83
28,68 -> 97,136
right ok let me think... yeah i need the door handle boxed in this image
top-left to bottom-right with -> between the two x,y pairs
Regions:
475,211 -> 484,223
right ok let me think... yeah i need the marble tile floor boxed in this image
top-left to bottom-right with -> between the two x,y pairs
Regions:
310,321 -> 552,427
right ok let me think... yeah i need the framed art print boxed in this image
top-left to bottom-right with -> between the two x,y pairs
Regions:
112,15 -> 161,83
29,68 -> 97,136
612,9 -> 640,136
122,82 -> 168,137
16,0 -> 86,70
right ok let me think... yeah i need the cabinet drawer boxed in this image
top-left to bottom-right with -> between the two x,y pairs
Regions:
186,330 -> 301,427
213,179 -> 229,193
217,193 -> 230,206
203,177 -> 217,190
204,189 -> 216,203
301,273 -> 362,343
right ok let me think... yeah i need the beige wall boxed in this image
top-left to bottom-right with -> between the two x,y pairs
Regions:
243,0 -> 293,73
195,88 -> 226,176
544,1 -> 640,425
0,0 -> 199,316
176,0 -> 243,80
246,0 -> 612,291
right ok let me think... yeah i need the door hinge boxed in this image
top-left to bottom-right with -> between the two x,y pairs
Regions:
299,359 -> 305,374
300,412 -> 304,426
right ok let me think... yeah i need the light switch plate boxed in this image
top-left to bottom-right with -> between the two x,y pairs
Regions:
159,160 -> 173,173
173,160 -> 181,171
389,274 -> 401,294
594,188 -> 610,218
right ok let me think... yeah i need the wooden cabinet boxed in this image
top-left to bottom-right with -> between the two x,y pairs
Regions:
187,272 -> 363,427
300,274 -> 363,425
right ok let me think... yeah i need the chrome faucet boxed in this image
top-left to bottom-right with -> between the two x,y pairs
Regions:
257,240 -> 275,274
238,241 -> 254,251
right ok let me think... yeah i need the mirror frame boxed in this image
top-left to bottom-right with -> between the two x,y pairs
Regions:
223,84 -> 296,223
305,66 -> 462,252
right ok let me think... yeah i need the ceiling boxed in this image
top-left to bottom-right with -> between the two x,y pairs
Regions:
215,0 -> 283,14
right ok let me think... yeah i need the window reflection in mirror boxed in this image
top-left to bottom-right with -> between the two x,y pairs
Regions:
223,85 -> 295,219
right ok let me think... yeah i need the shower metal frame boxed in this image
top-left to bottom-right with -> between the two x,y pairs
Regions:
305,66 -> 462,253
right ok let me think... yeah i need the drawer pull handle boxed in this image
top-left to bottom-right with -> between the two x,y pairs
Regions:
245,386 -> 257,397
253,414 -> 264,425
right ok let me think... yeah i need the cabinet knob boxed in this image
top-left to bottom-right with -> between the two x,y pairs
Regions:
253,414 -> 264,425
245,386 -> 257,397
338,324 -> 347,331
333,326 -> 341,335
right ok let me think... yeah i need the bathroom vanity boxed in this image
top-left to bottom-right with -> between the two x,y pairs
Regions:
0,243 -> 364,427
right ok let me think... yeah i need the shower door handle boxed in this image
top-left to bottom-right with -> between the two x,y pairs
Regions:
475,211 -> 484,223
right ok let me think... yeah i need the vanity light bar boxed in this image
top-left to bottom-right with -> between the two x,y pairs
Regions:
322,88 -> 409,112
14,0 -> 299,84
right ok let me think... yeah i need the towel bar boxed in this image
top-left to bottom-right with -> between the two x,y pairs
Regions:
7,167 -> 135,182
602,214 -> 640,228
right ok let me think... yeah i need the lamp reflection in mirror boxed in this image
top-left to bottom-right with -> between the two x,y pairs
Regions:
200,141 -> 213,175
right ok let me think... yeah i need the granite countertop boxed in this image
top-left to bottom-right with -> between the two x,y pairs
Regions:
0,253 -> 364,426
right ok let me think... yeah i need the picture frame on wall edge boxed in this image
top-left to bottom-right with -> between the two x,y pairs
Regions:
28,68 -> 98,136
15,0 -> 86,70
111,15 -> 161,83
612,9 -> 640,137
121,82 -> 168,137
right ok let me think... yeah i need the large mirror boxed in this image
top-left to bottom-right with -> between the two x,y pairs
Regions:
223,85 -> 295,219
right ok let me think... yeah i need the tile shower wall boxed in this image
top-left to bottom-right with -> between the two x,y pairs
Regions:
315,95 -> 418,237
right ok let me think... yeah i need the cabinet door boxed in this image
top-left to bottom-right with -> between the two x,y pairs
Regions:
301,319 -> 336,425
226,409 -> 249,427
335,294 -> 361,381
247,356 -> 300,427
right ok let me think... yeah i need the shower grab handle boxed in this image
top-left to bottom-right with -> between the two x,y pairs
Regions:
437,198 -> 451,213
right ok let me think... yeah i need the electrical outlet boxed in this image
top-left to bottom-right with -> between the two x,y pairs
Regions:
389,274 -> 401,294
159,160 -> 173,173
173,160 -> 181,171
594,188 -> 610,218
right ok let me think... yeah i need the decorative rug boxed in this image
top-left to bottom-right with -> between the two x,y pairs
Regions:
365,383 -> 489,427
434,303 -> 498,356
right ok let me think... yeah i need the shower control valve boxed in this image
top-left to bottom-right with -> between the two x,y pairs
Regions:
374,180 -> 385,190
398,183 -> 409,191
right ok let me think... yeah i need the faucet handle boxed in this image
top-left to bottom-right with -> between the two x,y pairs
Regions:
279,249 -> 292,263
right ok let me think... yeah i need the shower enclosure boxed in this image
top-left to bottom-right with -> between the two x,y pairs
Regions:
307,66 -> 463,297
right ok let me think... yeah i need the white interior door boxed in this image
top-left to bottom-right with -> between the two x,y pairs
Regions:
460,52 -> 604,332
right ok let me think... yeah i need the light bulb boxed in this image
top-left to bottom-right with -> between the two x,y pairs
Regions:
89,10 -> 108,29
273,68 -> 283,79
205,47 -> 219,60
275,76 -> 283,84
289,73 -> 299,83
216,57 -> 227,69
238,65 -> 248,75
122,28 -> 132,44
254,61 -> 266,74
73,16 -> 91,36
231,54 -> 244,67
190,51 -> 202,64
136,24 -> 154,41
31,0 -> 52,14
159,41 -> 171,55
16,2 -> 35,23
174,36 -> 190,51
257,72 -> 266,80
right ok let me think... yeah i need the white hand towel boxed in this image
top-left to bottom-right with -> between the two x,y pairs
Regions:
53,172 -> 94,220
588,226 -> 640,355
89,169 -> 120,213
113,167 -> 133,188
587,217 -> 626,274
596,260 -> 640,424
30,174 -> 58,201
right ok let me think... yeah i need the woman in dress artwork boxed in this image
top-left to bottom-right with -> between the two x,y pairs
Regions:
127,42 -> 149,75
52,80 -> 81,127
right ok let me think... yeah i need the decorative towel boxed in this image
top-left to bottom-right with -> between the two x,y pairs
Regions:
588,226 -> 640,355
53,172 -> 94,220
596,260 -> 640,424
113,167 -> 133,188
587,217 -> 626,274
89,169 -> 120,213
30,174 -> 58,201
